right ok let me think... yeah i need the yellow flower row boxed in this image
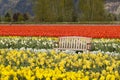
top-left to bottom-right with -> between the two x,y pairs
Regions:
0,36 -> 58,40
0,49 -> 120,80
93,38 -> 120,43
1,65 -> 119,80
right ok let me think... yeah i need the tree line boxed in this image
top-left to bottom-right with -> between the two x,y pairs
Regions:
0,12 -> 29,23
0,0 -> 117,23
33,0 -> 116,22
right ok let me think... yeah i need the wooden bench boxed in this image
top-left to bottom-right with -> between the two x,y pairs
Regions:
54,36 -> 92,51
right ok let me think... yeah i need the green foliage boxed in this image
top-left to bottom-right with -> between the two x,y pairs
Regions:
79,0 -> 108,21
12,12 -> 30,22
0,16 -> 1,22
33,0 -> 74,22
4,12 -> 11,22
18,13 -> 24,22
32,0 -> 110,22
23,13 -> 29,21
116,14 -> 120,21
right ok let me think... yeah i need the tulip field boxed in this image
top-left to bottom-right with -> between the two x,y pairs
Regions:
0,24 -> 120,80
0,24 -> 120,38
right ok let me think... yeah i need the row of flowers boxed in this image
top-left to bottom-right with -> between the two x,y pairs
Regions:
0,25 -> 120,38
0,37 -> 120,53
91,39 -> 120,53
0,36 -> 58,49
0,49 -> 120,80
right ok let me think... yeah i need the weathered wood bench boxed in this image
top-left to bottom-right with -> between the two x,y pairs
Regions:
54,36 -> 92,51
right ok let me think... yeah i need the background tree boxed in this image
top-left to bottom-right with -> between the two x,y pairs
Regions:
33,0 -> 45,22
32,0 -> 110,22
73,0 -> 80,22
79,0 -> 108,21
33,0 -> 74,22
18,13 -> 24,22
23,13 -> 29,21
106,13 -> 116,21
13,13 -> 19,22
4,12 -> 11,22
0,16 -> 1,22
63,0 -> 73,22
116,14 -> 120,21
13,12 -> 24,22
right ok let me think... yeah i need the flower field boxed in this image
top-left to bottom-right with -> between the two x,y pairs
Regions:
0,25 -> 120,80
0,37 -> 120,53
0,36 -> 120,80
0,24 -> 120,38
0,49 -> 120,80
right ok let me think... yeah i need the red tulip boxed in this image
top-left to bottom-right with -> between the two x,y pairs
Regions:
0,24 -> 120,38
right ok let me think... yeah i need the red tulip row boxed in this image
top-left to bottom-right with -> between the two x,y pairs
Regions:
0,24 -> 120,38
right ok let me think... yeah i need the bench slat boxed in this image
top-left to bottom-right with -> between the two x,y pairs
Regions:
55,36 -> 92,51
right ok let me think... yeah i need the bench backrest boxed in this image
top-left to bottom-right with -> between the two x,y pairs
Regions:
58,36 -> 92,51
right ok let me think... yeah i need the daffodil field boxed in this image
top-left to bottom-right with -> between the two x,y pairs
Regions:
0,36 -> 120,80
0,49 -> 120,80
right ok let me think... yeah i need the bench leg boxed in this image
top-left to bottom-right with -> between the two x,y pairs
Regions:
75,50 -> 83,54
